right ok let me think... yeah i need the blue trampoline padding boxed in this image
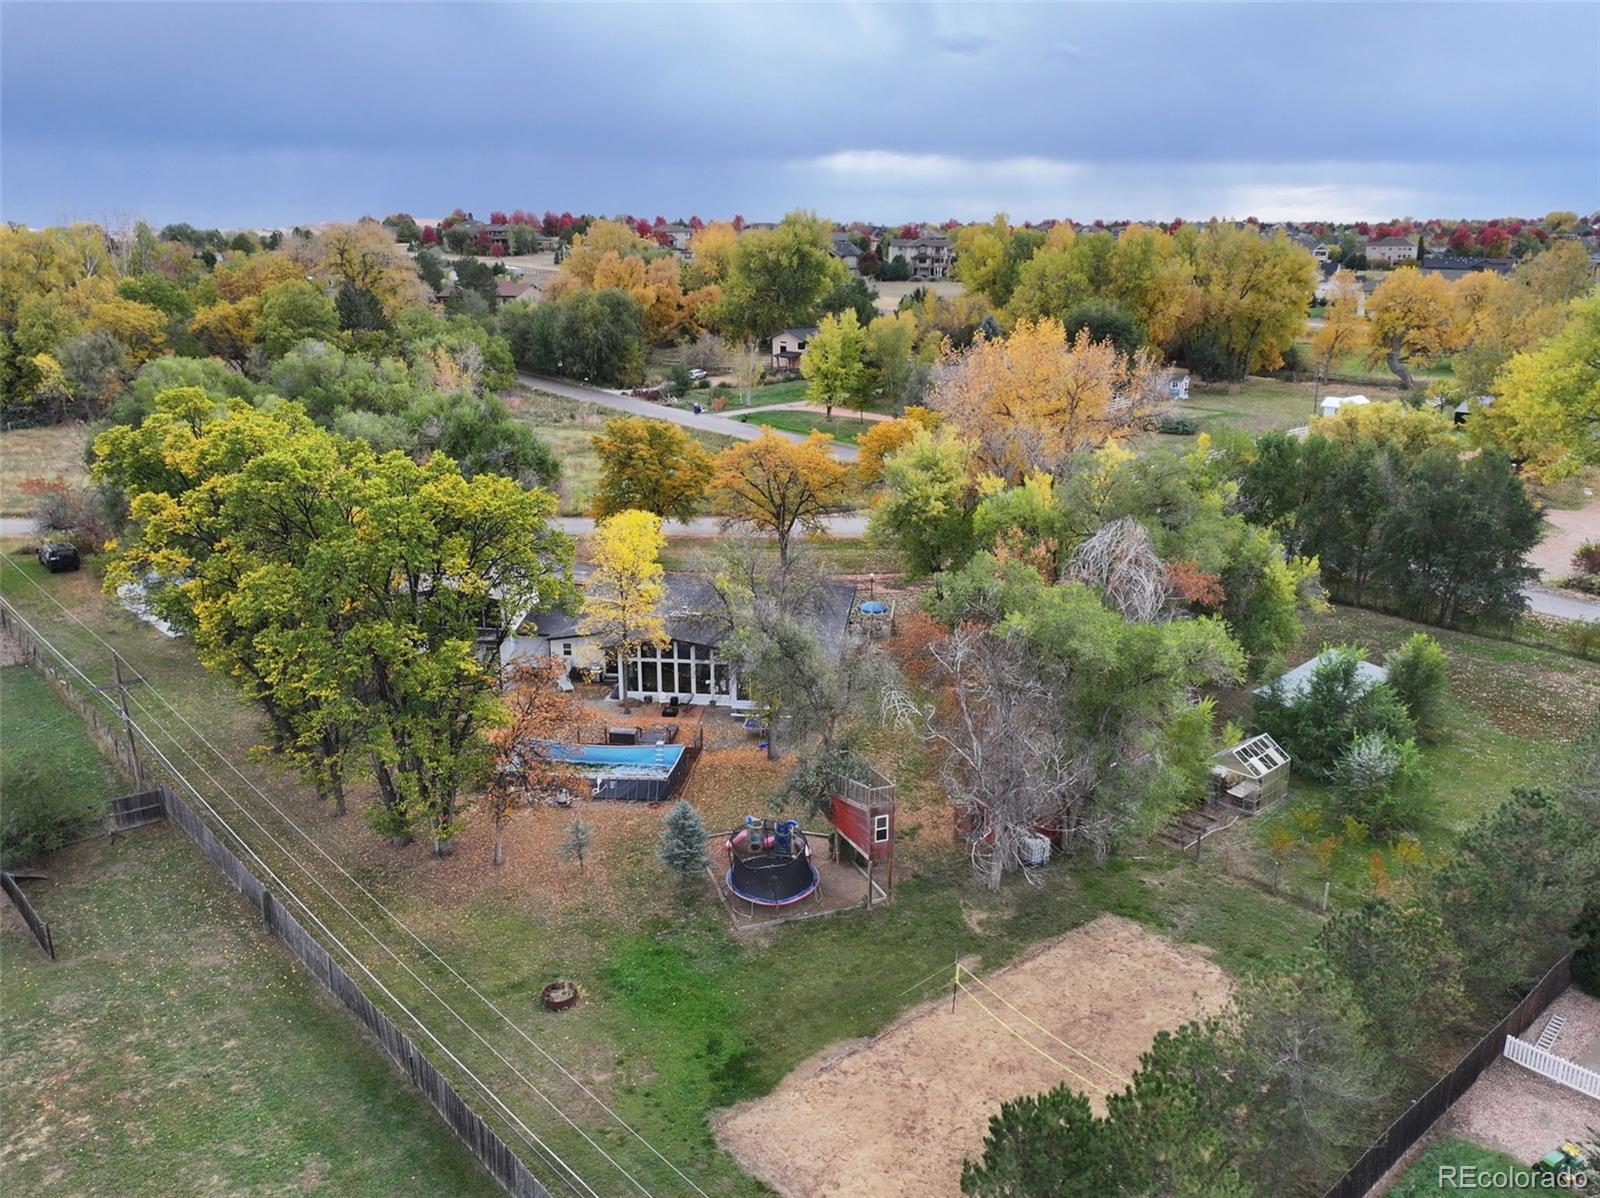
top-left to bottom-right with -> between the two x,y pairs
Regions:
859,600 -> 888,615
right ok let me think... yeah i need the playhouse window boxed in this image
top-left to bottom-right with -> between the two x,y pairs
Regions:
873,813 -> 890,843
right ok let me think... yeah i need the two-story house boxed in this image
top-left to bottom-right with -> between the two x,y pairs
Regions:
886,233 -> 954,280
1367,235 -> 1420,266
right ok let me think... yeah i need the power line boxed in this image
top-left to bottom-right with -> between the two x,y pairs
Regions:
956,964 -> 1131,1088
0,596 -> 598,1198
4,560 -> 709,1196
952,978 -> 1111,1096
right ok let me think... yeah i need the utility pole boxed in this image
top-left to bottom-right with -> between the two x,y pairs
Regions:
102,651 -> 145,790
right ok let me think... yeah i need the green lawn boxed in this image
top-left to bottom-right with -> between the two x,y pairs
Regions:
1,663 -> 124,798
712,379 -> 810,409
1389,1139 -> 1576,1197
507,388 -> 734,515
0,649 -> 501,1198
732,408 -> 872,445
1141,377 -> 1320,451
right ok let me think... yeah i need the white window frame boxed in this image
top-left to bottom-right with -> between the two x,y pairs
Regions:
873,813 -> 891,844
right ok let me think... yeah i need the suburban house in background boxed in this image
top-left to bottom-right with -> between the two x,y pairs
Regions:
770,326 -> 818,369
1367,235 -> 1420,265
1164,369 -> 1191,402
1420,255 -> 1517,284
1291,233 -> 1337,261
887,232 -> 954,280
659,223 -> 697,253
829,233 -> 864,273
502,573 -> 858,712
493,278 -> 536,306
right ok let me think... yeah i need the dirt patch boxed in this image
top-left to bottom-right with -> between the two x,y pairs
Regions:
1402,986 -> 1600,1174
1529,497 -> 1599,579
713,914 -> 1231,1198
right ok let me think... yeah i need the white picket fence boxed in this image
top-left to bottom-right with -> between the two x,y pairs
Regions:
1503,1034 -> 1600,1099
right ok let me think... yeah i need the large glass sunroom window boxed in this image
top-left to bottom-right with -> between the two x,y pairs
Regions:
624,639 -> 732,698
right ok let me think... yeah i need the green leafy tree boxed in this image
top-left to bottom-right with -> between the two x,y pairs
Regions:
867,427 -> 978,577
717,211 -> 845,339
1329,732 -> 1432,835
817,275 -> 878,328
502,287 -> 646,386
1383,633 -> 1450,739
800,308 -> 870,419
862,311 -> 919,409
658,799 -> 710,880
1253,647 -> 1414,777
591,416 -> 715,521
256,278 -> 341,358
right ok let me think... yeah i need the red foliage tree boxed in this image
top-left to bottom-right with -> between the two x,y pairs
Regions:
490,210 -> 508,225
421,225 -> 438,245
1165,560 -> 1225,610
491,243 -> 507,257
689,215 -> 703,230
473,228 -> 491,252
732,214 -> 745,231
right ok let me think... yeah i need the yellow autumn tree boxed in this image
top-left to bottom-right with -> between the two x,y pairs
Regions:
1366,266 -> 1457,390
855,405 -> 940,485
299,221 -> 428,318
1107,223 -> 1199,349
85,297 -> 168,365
1311,268 -> 1368,378
711,429 -> 850,565
686,221 -> 738,286
929,317 -> 1167,482
578,509 -> 669,714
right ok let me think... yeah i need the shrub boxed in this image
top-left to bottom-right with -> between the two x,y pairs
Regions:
0,756 -> 104,868
24,477 -> 125,555
1573,540 -> 1600,574
1564,619 -> 1600,660
1330,733 -> 1431,835
1157,414 -> 1201,436
1383,633 -> 1450,739
1561,572 -> 1600,596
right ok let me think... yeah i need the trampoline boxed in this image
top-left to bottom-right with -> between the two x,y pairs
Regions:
859,600 -> 887,615
725,817 -> 819,906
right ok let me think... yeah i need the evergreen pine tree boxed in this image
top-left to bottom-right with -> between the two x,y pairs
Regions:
658,800 -> 710,880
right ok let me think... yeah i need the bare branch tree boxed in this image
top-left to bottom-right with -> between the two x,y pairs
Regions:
885,624 -> 1086,890
1065,516 -> 1175,622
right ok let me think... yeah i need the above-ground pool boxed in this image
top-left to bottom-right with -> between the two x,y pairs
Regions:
536,741 -> 686,801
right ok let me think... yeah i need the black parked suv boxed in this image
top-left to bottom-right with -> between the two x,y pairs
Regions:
37,541 -> 80,573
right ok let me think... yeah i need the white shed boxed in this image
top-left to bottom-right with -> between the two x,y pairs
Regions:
1318,394 -> 1371,420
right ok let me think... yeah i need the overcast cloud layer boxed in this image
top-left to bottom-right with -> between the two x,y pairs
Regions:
3,1 -> 1597,228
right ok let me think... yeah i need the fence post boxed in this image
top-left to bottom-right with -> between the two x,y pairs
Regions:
109,651 -> 145,790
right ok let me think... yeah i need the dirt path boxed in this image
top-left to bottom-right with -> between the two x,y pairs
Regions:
714,914 -> 1231,1198
1530,495 -> 1600,578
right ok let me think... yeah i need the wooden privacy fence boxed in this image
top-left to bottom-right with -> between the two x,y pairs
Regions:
1320,953 -> 1573,1198
156,784 -> 553,1198
1503,1034 -> 1600,1100
1,871 -> 53,959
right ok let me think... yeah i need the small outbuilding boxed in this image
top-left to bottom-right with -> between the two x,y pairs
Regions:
1317,393 -> 1371,420
1209,733 -> 1290,813
1254,648 -> 1388,703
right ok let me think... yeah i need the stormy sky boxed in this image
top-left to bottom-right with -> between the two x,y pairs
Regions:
3,1 -> 1596,229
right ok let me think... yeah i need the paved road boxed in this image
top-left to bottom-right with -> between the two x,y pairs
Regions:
552,514 -> 869,539
1522,585 -> 1600,622
516,373 -> 859,462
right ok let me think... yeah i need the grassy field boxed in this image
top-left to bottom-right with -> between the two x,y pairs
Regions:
1140,377 -> 1320,451
1388,1139 -> 1573,1196
658,535 -> 903,576
1220,603 -> 1600,906
0,423 -> 93,516
709,379 -> 811,409
0,663 -> 124,799
0,648 -> 502,1198
507,388 -> 735,515
5,535 -> 1586,1196
731,408 -> 872,444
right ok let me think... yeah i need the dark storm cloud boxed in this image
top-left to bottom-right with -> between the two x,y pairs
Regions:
2,1 -> 1595,227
